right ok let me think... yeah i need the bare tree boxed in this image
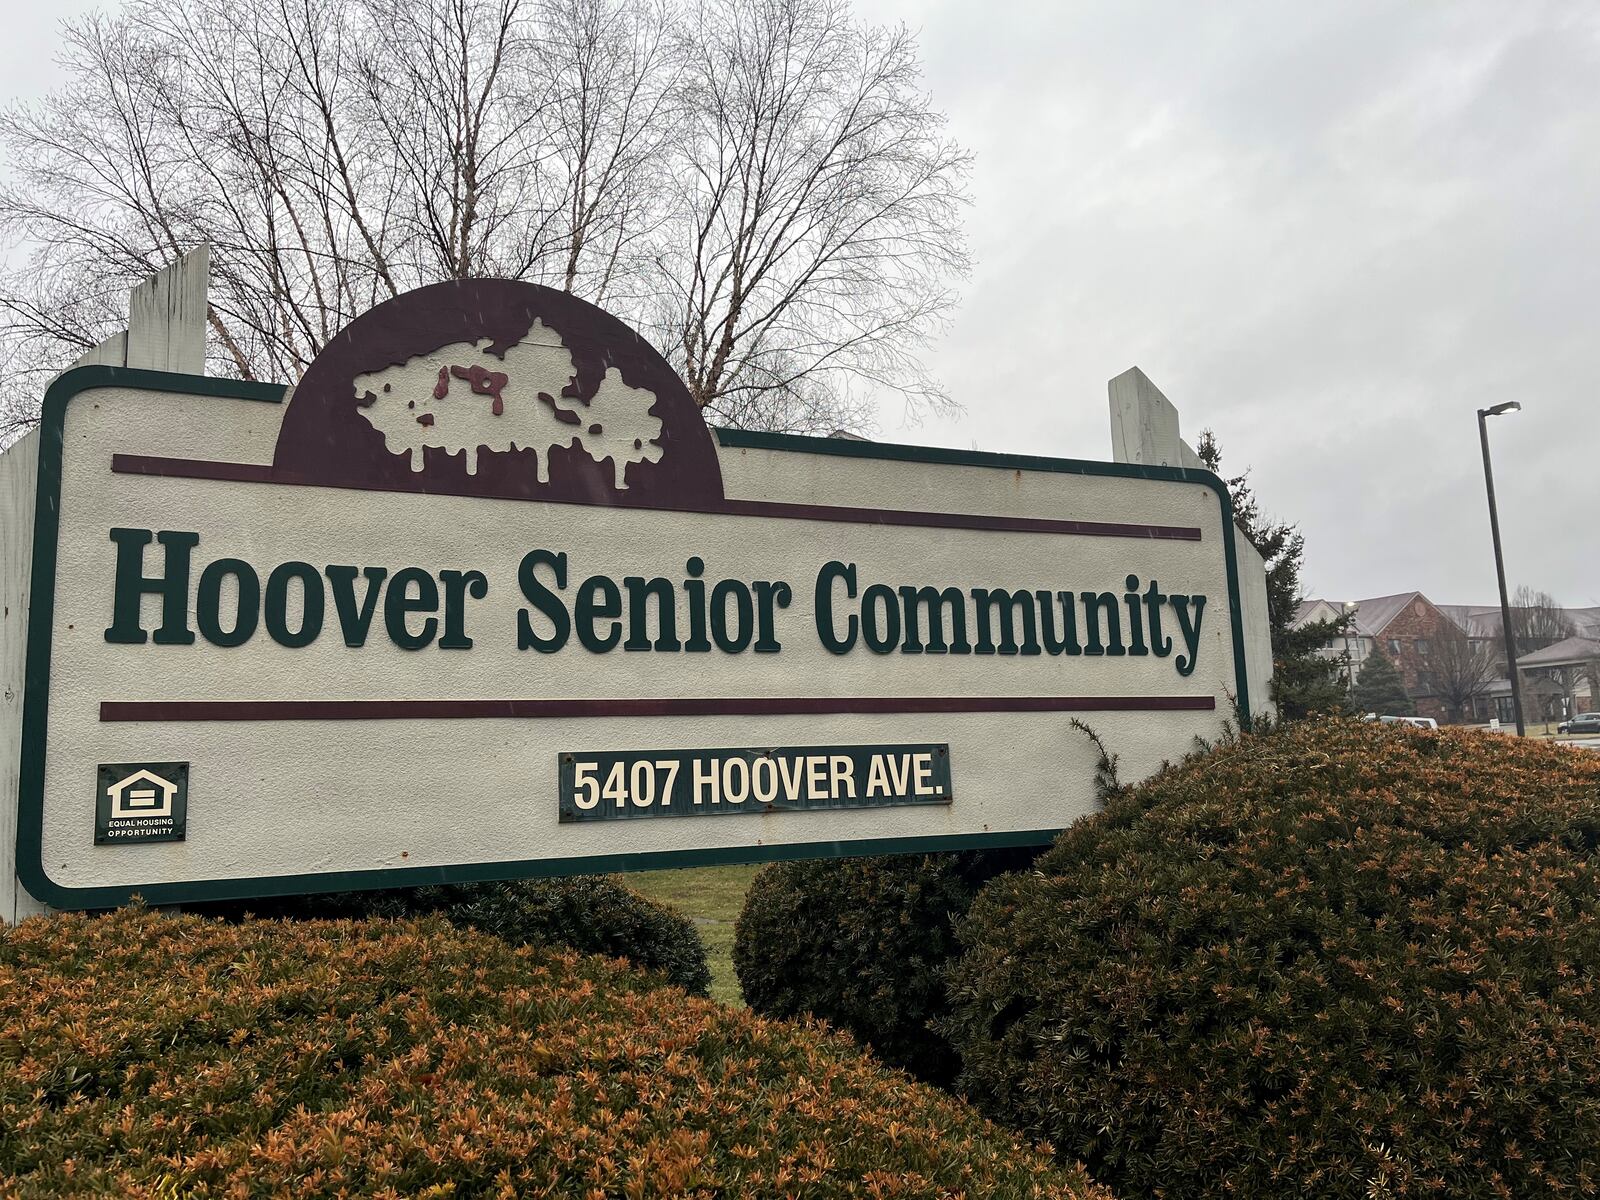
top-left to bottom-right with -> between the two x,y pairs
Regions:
653,0 -> 971,432
1507,585 -> 1585,719
1433,623 -> 1499,724
0,0 -> 417,403
1509,586 -> 1575,654
1504,586 -> 1580,721
0,0 -> 969,443
535,0 -> 681,306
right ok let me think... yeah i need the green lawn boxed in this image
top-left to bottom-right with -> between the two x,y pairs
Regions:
623,864 -> 761,1006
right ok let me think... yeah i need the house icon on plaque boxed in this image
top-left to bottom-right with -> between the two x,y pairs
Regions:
107,769 -> 177,819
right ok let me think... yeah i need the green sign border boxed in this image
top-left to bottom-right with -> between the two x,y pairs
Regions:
17,366 -> 1250,910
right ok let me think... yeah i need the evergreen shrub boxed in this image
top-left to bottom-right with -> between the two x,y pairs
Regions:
191,875 -> 711,996
0,910 -> 1111,1199
1351,647 -> 1414,716
946,720 -> 1600,1200
734,848 -> 1042,1083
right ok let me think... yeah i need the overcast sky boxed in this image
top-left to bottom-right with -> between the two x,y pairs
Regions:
6,2 -> 1596,607
854,0 -> 1599,610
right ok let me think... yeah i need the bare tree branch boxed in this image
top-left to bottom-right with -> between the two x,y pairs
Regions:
0,0 -> 969,442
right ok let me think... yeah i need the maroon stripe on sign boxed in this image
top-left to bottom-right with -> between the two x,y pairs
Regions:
712,497 -> 1200,540
113,454 -> 277,483
100,696 -> 1215,722
108,453 -> 1204,542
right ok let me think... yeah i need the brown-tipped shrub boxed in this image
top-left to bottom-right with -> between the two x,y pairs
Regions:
734,848 -> 1042,1083
189,874 -> 712,996
0,909 -> 1111,1199
946,720 -> 1600,1200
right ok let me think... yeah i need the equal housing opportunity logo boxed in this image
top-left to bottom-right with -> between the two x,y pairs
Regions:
94,763 -> 188,845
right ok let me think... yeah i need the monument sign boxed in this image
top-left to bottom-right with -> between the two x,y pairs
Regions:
2,279 -> 1257,910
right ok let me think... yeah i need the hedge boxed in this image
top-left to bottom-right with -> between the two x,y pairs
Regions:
0,909 -> 1111,1199
946,720 -> 1600,1200
190,874 -> 712,995
734,849 -> 1041,1083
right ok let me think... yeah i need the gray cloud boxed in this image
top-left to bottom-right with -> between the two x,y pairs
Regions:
860,0 -> 1599,606
4,0 -> 1595,604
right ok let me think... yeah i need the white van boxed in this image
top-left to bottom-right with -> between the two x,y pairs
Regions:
1363,713 -> 1439,730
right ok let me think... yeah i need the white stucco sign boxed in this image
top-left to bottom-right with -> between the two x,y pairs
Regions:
3,280 -> 1259,909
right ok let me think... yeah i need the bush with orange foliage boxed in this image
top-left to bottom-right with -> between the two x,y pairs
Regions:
0,909 -> 1111,1199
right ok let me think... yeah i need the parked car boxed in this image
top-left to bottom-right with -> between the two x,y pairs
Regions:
1365,714 -> 1439,730
1557,713 -> 1600,735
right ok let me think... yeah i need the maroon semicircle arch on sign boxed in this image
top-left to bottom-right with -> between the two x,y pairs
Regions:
272,278 -> 723,507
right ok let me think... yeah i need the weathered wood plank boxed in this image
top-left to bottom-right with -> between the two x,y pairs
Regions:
1,430 -> 47,921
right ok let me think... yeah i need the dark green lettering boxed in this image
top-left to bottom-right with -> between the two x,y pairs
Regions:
1123,574 -> 1148,656
624,576 -> 681,652
264,561 -> 325,648
711,579 -> 754,653
815,561 -> 857,654
861,584 -> 900,654
1037,590 -> 1081,655
576,575 -> 623,652
385,567 -> 438,651
1172,594 -> 1206,677
683,557 -> 711,652
1144,578 -> 1172,656
517,550 -> 569,652
326,565 -> 388,647
972,588 -> 1040,656
439,569 -> 488,649
195,557 -> 259,647
104,528 -> 197,645
752,580 -> 792,653
1080,591 -> 1125,656
898,585 -> 969,655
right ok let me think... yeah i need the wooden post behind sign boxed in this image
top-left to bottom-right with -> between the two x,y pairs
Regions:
4,249 -> 209,921
1,431 -> 46,922
1108,366 -> 1275,722
71,246 -> 209,375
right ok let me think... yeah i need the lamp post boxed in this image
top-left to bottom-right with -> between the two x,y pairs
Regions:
1478,401 -> 1525,736
1342,601 -> 1358,698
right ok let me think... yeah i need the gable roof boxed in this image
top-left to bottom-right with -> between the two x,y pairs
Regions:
1293,595 -> 1415,636
1516,635 -> 1600,669
1437,604 -> 1600,641
1297,595 -> 1600,641
1348,592 -> 1426,637
1569,607 -> 1600,638
1434,604 -> 1502,638
1294,598 -> 1341,626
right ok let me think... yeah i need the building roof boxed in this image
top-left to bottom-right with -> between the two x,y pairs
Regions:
1434,604 -> 1502,638
1516,635 -> 1600,669
1298,596 -> 1600,642
1437,604 -> 1600,641
1293,598 -> 1340,627
1348,592 -> 1424,637
1294,594 -> 1416,637
1571,607 -> 1600,638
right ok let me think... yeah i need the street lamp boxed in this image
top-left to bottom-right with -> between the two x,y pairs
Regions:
1478,401 -> 1525,736
1342,600 -> 1359,697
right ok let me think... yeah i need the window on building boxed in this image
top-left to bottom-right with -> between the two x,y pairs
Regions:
1416,638 -> 1430,657
1387,639 -> 1401,655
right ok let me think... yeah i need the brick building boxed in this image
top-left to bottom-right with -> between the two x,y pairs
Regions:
1295,593 -> 1600,724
